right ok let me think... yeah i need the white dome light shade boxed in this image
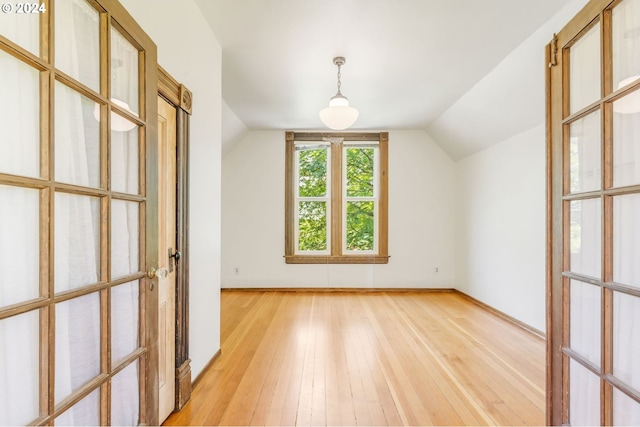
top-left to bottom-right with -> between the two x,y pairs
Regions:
93,98 -> 137,131
613,75 -> 640,114
319,93 -> 359,130
319,105 -> 359,130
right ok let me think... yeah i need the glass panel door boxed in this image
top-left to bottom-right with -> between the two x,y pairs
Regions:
548,0 -> 640,424
0,0 -> 158,424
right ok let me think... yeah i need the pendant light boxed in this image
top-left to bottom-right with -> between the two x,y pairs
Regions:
319,56 -> 359,130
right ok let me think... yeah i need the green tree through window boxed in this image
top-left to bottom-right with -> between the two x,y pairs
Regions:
345,147 -> 375,251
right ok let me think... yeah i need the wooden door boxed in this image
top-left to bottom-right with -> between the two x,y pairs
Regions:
547,0 -> 640,424
157,96 -> 177,422
0,0 -> 159,425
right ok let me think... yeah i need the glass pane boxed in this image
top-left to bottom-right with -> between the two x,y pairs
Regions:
0,50 -> 40,178
346,147 -> 375,197
55,82 -> 100,188
111,28 -> 139,116
613,387 -> 640,426
55,0 -> 100,92
111,360 -> 140,426
570,280 -> 601,367
346,201 -> 375,251
55,192 -> 100,292
0,185 -> 39,307
569,198 -> 601,279
570,22 -> 601,114
54,387 -> 100,426
298,146 -> 327,197
613,91 -> 640,187
569,359 -> 600,426
0,310 -> 40,426
612,0 -> 640,92
298,201 -> 327,251
111,281 -> 139,366
0,6 -> 39,55
613,194 -> 640,288
55,292 -> 101,404
569,110 -> 601,193
111,200 -> 140,279
111,124 -> 139,194
613,291 -> 640,391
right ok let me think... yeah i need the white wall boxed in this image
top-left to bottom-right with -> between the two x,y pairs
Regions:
447,0 -> 589,333
455,124 -> 546,332
119,0 -> 222,378
221,130 -> 455,289
427,0 -> 590,160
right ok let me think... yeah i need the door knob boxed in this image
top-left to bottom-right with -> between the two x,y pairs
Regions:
147,267 -> 168,279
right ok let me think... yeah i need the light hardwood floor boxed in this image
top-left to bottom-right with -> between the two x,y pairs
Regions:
164,290 -> 545,426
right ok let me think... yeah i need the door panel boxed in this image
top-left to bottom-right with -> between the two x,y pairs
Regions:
157,96 -> 177,422
0,0 -> 158,424
547,0 -> 640,424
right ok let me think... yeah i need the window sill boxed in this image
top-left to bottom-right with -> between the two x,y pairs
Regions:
285,255 -> 390,264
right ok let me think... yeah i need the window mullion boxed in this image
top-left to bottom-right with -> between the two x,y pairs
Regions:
331,143 -> 342,256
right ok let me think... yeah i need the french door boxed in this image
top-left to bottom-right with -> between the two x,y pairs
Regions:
547,0 -> 640,424
0,0 -> 159,425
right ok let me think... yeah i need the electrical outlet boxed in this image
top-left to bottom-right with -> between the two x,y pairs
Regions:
234,267 -> 239,275
435,267 -> 439,273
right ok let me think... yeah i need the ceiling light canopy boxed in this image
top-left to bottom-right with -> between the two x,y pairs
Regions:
319,56 -> 359,130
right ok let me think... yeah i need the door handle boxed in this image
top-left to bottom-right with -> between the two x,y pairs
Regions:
168,248 -> 181,273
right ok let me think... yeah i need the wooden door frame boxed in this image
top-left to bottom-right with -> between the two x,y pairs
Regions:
157,66 -> 193,411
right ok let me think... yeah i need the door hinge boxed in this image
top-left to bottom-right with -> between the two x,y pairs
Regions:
548,33 -> 558,68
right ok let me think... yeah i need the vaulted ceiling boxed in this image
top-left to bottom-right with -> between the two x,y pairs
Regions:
196,0 -> 578,159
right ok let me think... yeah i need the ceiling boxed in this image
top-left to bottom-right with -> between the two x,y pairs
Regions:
196,0 -> 575,158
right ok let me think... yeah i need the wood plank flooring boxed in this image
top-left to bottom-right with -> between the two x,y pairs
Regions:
164,290 -> 545,426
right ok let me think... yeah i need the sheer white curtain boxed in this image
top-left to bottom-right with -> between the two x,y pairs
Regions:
52,1 -> 102,424
1,0 -> 141,424
0,4 -> 39,56
109,24 -> 142,427
0,29 -> 43,427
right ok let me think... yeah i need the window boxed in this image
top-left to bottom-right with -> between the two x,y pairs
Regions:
285,132 -> 389,264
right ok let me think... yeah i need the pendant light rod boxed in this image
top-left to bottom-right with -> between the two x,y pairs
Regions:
334,56 -> 345,95
319,56 -> 359,130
